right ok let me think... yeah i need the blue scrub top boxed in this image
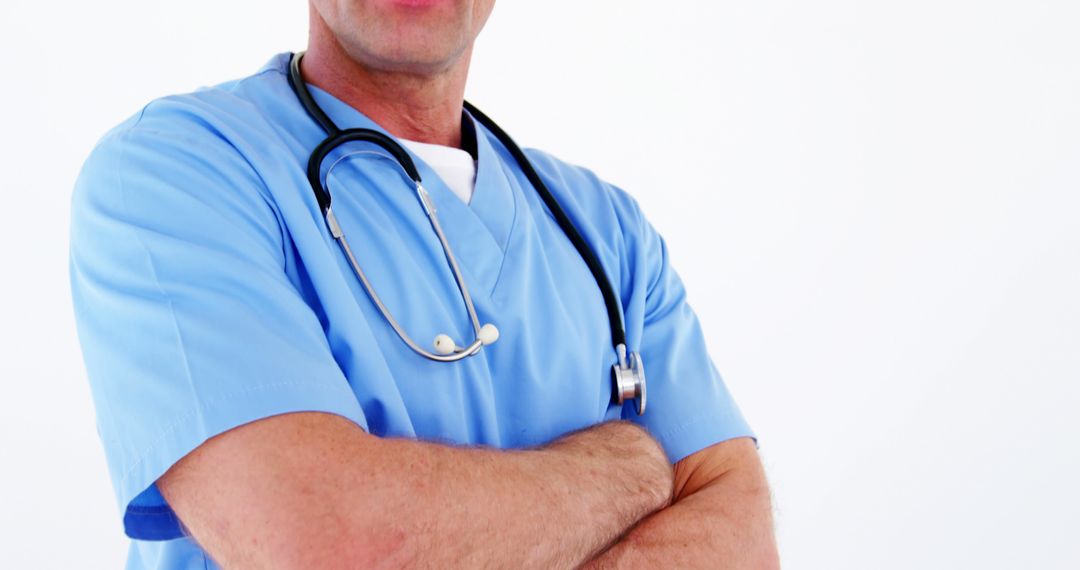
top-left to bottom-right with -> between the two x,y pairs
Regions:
69,53 -> 753,569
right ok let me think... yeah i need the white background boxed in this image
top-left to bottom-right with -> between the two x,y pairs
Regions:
1,1 -> 1077,568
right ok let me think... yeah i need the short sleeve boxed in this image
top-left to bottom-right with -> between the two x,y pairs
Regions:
617,195 -> 755,464
69,107 -> 368,540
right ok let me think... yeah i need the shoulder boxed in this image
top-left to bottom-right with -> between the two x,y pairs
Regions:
71,58 -> 301,261
76,54 -> 296,210
518,147 -> 666,301
521,147 -> 650,240
84,53 -> 293,169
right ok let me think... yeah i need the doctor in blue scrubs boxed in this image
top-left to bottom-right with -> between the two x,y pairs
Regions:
69,1 -> 778,568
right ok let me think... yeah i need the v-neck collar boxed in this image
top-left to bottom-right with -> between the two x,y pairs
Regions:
303,81 -> 518,298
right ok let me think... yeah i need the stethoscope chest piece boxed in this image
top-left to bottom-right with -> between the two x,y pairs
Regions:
612,344 -> 647,415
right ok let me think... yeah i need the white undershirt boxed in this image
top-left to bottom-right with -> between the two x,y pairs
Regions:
399,138 -> 477,205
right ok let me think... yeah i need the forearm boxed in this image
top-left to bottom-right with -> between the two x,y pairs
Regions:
355,420 -> 673,568
161,414 -> 672,569
581,446 -> 778,569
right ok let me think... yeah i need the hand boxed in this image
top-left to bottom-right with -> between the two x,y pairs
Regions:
546,421 -> 674,515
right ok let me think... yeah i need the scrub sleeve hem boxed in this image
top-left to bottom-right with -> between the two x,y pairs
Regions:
118,379 -> 368,541
647,412 -> 757,465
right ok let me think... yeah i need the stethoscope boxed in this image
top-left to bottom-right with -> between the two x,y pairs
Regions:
287,51 -> 646,415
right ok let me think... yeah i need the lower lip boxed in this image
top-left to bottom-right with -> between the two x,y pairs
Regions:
389,0 -> 444,7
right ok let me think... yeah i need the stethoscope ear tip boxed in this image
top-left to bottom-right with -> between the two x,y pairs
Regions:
433,324 -> 499,356
479,323 -> 500,346
433,333 -> 456,355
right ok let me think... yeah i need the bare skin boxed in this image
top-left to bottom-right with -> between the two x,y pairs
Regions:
301,0 -> 493,147
160,413 -> 674,568
583,437 -> 779,569
161,0 -> 780,567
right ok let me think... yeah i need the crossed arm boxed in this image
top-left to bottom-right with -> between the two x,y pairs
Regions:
582,435 -> 778,568
159,412 -> 778,569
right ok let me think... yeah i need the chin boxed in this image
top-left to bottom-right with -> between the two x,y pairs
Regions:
315,0 -> 488,74
347,22 -> 471,74
346,38 -> 468,75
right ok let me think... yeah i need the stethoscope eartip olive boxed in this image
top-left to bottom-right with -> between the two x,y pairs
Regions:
434,325 -> 498,356
433,334 -> 456,355
479,323 -> 500,346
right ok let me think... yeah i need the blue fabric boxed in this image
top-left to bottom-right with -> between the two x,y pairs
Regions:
69,53 -> 754,569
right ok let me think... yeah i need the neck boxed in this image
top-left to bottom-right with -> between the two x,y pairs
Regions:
302,11 -> 472,148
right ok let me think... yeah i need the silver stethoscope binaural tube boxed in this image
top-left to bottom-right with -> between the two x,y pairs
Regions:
324,180 -> 498,362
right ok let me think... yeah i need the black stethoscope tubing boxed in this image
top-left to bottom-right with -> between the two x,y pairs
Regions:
287,51 -> 627,351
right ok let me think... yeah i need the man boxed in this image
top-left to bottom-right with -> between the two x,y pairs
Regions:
70,0 -> 779,568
